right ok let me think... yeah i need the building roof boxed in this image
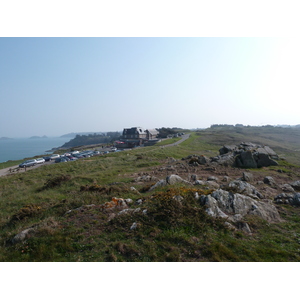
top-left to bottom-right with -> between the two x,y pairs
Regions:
146,129 -> 159,135
123,127 -> 146,135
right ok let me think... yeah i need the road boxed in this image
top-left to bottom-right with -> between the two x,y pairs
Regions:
0,134 -> 191,177
161,133 -> 190,147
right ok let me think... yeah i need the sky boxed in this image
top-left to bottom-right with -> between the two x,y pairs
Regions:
0,3 -> 299,138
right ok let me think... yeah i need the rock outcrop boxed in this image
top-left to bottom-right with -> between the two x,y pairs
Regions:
200,189 -> 281,223
149,174 -> 191,191
212,142 -> 279,168
274,193 -> 300,206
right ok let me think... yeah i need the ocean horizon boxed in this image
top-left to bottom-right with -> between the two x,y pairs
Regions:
0,137 -> 71,163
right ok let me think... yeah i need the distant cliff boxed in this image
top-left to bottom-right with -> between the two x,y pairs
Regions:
60,132 -> 121,148
0,137 -> 13,140
29,135 -> 48,139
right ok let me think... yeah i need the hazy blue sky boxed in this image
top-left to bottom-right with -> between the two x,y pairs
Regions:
1,37 -> 299,137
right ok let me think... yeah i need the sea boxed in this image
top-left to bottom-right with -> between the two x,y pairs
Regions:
0,137 -> 71,163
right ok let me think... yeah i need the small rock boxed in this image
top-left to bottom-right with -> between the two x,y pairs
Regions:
290,181 -> 300,191
280,184 -> 295,193
242,172 -> 254,182
263,176 -> 277,187
135,199 -> 143,205
11,228 -> 36,244
207,176 -> 218,182
125,198 -> 133,204
190,174 -> 198,181
222,176 -> 231,183
194,180 -> 206,186
166,174 -> 191,185
205,181 -> 220,189
130,186 -> 140,194
130,222 -> 138,230
237,222 -> 252,234
173,195 -> 184,203
108,213 -> 116,221
224,222 -> 236,231
149,179 -> 167,191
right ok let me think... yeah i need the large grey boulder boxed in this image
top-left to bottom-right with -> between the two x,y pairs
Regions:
200,189 -> 281,223
227,180 -> 263,199
212,143 -> 279,168
219,145 -> 237,155
255,153 -> 278,168
236,151 -> 258,168
291,193 -> 300,206
290,181 -> 300,191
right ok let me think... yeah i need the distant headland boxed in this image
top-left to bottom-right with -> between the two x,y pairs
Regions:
0,137 -> 13,140
29,135 -> 48,139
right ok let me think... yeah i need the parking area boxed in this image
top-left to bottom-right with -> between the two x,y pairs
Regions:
0,147 -> 119,177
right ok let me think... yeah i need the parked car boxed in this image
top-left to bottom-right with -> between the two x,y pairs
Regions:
55,157 -> 69,163
68,156 -> 78,161
43,156 -> 51,162
71,151 -> 79,155
50,154 -> 60,160
19,159 -> 37,168
111,147 -> 117,152
35,158 -> 45,164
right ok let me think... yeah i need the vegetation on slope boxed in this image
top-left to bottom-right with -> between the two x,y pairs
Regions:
1,127 -> 300,261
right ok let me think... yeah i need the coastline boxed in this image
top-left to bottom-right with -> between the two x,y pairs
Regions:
0,137 -> 70,163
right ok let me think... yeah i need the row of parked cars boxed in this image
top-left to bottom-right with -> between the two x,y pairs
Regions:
18,150 -> 105,168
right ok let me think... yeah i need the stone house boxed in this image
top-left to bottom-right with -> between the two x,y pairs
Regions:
116,127 -> 159,148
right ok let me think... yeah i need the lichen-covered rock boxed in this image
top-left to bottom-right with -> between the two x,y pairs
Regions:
242,172 -> 254,182
207,176 -> 218,182
149,175 -> 192,192
290,181 -> 300,191
200,189 -> 281,223
166,174 -> 191,185
280,184 -> 295,193
236,151 -> 258,168
149,179 -> 167,191
264,176 -> 277,187
289,193 -> 300,206
212,143 -> 279,168
236,222 -> 252,234
274,193 -> 293,204
194,180 -> 219,189
227,180 -> 263,199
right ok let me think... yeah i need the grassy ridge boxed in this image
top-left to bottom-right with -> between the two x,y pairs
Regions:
1,128 -> 300,261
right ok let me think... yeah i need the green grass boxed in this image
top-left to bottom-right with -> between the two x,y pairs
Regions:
1,129 -> 300,261
0,160 -> 23,170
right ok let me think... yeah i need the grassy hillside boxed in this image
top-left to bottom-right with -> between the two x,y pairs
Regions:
1,128 -> 300,261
